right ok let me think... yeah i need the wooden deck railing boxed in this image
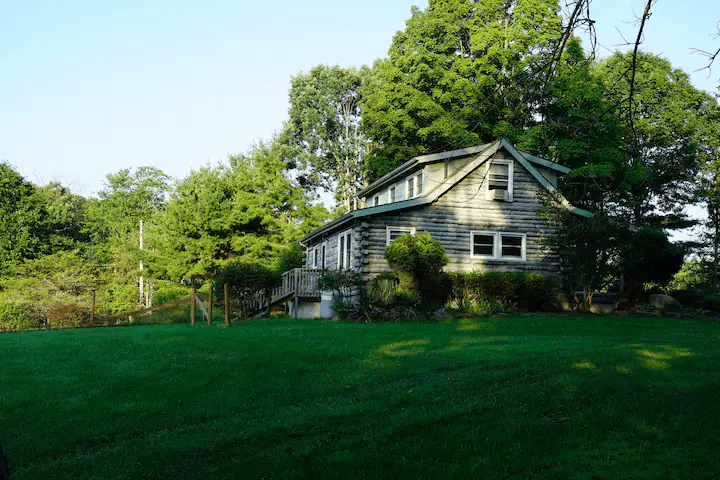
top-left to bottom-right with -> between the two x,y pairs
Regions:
270,268 -> 325,303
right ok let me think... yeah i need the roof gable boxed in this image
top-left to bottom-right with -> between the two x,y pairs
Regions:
300,139 -> 590,243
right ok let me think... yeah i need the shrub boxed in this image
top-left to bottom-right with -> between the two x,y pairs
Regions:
317,270 -> 363,292
446,271 -> 559,312
330,299 -> 356,322
153,284 -> 192,306
214,262 -> 281,318
47,304 -> 89,329
385,232 -> 448,297
0,299 -> 44,332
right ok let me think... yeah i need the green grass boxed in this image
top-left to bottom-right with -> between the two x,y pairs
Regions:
2,315 -> 720,479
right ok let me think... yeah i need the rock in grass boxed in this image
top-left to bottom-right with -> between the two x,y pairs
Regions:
648,294 -> 683,314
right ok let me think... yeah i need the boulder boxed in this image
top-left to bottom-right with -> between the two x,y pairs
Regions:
648,294 -> 683,314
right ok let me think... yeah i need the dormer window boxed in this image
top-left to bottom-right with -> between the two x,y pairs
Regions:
407,171 -> 424,199
486,160 -> 513,201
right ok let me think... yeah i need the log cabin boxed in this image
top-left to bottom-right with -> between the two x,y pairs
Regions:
300,138 -> 589,277
276,138 -> 590,317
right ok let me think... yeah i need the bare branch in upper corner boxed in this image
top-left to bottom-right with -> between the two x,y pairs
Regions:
691,22 -> 720,77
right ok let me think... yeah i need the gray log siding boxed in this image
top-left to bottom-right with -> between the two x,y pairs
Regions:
359,154 -> 559,278
305,227 -> 363,273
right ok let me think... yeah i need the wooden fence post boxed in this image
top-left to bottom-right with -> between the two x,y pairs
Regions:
90,289 -> 96,327
191,288 -> 197,326
266,289 -> 271,317
224,282 -> 231,327
208,283 -> 213,325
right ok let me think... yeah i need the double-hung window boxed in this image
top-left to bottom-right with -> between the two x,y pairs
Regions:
337,230 -> 352,270
407,171 -> 424,199
470,231 -> 526,261
389,186 -> 396,203
386,226 -> 416,245
486,160 -> 513,201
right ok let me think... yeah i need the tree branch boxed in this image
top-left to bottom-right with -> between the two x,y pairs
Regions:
691,21 -> 720,77
627,0 -> 656,134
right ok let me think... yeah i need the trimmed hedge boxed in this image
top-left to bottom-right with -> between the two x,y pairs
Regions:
446,271 -> 559,312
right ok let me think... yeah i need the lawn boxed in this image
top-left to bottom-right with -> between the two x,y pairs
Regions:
2,315 -> 720,479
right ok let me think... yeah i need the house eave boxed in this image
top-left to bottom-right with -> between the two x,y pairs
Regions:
298,198 -> 431,245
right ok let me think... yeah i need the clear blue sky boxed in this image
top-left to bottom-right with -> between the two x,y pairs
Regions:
2,1 -> 719,198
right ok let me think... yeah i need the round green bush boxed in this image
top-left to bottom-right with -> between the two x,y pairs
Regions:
384,232 -> 448,297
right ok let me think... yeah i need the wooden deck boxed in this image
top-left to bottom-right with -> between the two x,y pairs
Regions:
252,268 -> 324,318
271,268 -> 324,302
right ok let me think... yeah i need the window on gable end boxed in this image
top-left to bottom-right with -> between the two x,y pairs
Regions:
471,233 -> 495,257
470,231 -> 526,261
486,160 -> 513,201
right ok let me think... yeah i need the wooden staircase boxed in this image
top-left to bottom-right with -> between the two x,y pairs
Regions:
265,268 -> 325,317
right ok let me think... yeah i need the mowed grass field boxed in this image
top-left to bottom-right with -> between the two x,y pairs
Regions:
2,315 -> 720,479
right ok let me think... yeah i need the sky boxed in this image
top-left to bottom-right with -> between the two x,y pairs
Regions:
2,0 -> 720,200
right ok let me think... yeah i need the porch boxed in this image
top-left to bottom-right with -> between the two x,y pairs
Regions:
266,268 -> 353,319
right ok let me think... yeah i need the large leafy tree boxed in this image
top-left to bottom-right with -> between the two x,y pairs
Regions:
598,51 -> 720,229
149,139 -> 328,281
698,142 -> 720,293
361,0 -> 563,180
283,65 -> 370,212
0,162 -> 87,274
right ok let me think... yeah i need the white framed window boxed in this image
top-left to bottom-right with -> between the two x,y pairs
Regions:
485,160 -> 513,201
407,171 -> 424,199
373,195 -> 380,206
321,242 -> 326,269
470,231 -> 526,261
389,186 -> 396,203
386,226 -> 416,245
337,230 -> 352,270
307,247 -> 315,267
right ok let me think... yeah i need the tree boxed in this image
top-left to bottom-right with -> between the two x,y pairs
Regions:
0,163 -> 87,274
361,0 -> 563,180
149,139 -> 329,281
698,153 -> 720,293
39,182 -> 89,252
597,51 -> 720,229
86,166 -> 170,248
283,65 -> 370,212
